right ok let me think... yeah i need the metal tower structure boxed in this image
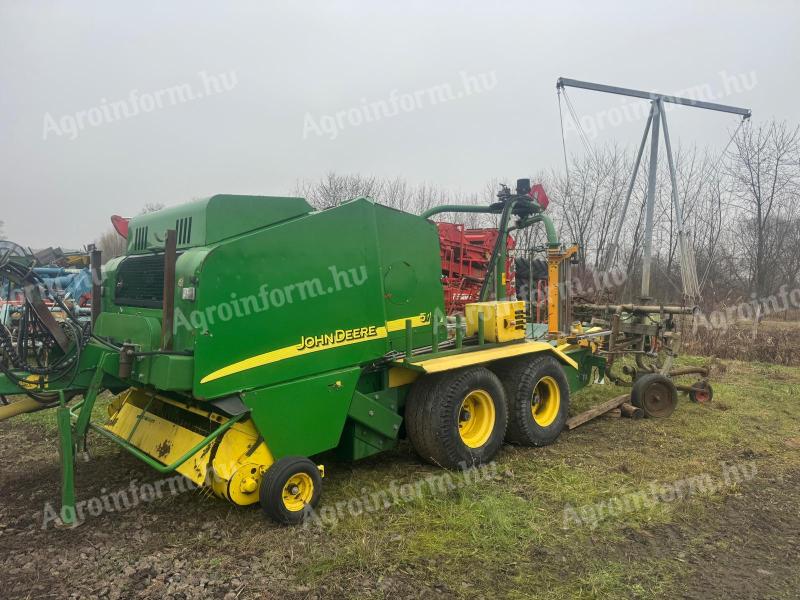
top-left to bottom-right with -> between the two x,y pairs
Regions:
556,77 -> 751,301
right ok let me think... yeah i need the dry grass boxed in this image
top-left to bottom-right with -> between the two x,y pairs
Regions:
683,320 -> 800,365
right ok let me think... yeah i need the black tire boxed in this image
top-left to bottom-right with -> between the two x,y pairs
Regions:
405,366 -> 507,469
259,456 -> 322,525
688,380 -> 714,404
631,373 -> 678,418
494,355 -> 570,446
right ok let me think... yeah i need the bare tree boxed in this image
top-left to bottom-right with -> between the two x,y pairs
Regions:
727,120 -> 800,302
542,147 -> 629,271
96,228 -> 127,263
140,202 -> 165,214
294,172 -> 387,209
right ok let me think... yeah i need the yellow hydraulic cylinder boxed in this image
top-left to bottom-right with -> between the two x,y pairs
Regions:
0,397 -> 45,422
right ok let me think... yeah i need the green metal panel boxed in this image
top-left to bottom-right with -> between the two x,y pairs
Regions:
93,312 -> 162,349
138,355 -> 194,391
373,205 -> 445,352
243,366 -> 362,459
125,195 -> 313,254
336,421 -> 398,461
346,390 -> 403,440
337,386 -> 405,461
562,347 -> 606,393
191,198 -> 446,399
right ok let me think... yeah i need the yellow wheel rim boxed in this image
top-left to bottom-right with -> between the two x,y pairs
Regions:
532,376 -> 560,427
458,389 -> 496,448
282,473 -> 314,512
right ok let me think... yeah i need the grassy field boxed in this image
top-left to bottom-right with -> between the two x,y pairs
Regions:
1,356 -> 798,599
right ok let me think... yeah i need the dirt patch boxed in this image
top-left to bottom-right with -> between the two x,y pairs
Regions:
613,470 -> 800,599
1,423 -> 797,599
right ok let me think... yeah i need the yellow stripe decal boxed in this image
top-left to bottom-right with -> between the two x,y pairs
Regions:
201,314 -> 430,385
386,312 -> 431,332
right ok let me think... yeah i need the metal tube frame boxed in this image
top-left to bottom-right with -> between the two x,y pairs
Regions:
559,76 -> 751,302
641,100 -> 661,298
556,78 -> 752,118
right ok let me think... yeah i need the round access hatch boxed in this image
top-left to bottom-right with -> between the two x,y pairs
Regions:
384,261 -> 417,305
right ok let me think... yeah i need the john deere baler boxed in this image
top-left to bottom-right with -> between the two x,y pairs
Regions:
1,185 -> 601,524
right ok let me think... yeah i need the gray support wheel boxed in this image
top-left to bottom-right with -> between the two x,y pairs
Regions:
631,373 -> 678,418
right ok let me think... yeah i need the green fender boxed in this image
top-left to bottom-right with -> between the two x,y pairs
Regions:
243,366 -> 362,459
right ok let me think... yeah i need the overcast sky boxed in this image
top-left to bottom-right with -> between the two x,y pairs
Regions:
1,1 -> 797,249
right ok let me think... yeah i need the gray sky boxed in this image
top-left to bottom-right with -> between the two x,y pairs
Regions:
1,0 -> 797,249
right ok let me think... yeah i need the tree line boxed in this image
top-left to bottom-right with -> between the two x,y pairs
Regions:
294,119 -> 800,311
93,118 -> 799,313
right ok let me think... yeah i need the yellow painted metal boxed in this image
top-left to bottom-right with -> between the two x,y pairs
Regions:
532,376 -> 560,427
386,312 -> 431,332
547,245 -> 579,335
107,393 -> 125,417
0,397 -> 43,422
282,472 -> 314,511
201,313 -> 430,384
465,301 -> 526,343
388,366 -> 420,388
104,388 -> 274,505
19,374 -> 47,390
411,341 -> 578,373
458,389 -> 495,448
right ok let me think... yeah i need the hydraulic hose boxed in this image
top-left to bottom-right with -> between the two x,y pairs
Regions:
0,259 -> 89,402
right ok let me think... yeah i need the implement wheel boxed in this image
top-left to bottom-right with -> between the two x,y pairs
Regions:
259,456 -> 321,524
631,373 -> 678,418
405,366 -> 507,469
494,355 -> 570,446
689,380 -> 714,404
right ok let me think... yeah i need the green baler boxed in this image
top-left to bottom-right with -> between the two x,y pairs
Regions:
0,187 -> 602,524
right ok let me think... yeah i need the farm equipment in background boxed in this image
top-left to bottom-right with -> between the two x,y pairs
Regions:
437,222 -> 515,314
0,243 -> 94,331
0,242 -> 96,408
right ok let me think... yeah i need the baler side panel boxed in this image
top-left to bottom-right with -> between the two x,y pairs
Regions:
373,205 -> 446,352
192,198 -> 388,398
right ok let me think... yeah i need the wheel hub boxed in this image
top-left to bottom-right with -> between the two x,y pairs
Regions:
281,473 -> 314,512
531,376 -> 560,427
458,389 -> 495,448
643,382 -> 675,417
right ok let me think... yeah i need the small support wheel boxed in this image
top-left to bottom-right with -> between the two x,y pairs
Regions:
631,373 -> 678,418
689,380 -> 714,404
259,456 -> 322,524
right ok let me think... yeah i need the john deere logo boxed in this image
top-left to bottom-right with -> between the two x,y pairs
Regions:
297,326 -> 380,351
